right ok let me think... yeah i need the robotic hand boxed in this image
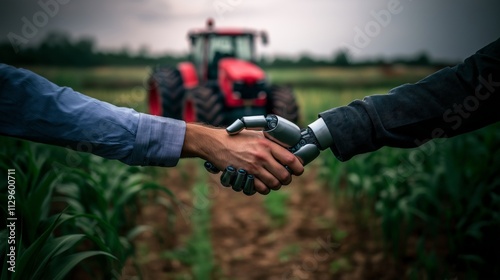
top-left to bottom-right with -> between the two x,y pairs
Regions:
205,114 -> 333,195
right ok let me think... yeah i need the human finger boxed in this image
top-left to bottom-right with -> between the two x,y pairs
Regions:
253,177 -> 271,195
269,142 -> 304,177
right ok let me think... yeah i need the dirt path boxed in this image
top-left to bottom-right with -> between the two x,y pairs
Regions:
122,161 -> 400,279
209,168 -> 339,279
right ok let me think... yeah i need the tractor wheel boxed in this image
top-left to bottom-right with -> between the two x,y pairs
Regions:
148,66 -> 184,119
267,85 -> 300,124
184,86 -> 225,127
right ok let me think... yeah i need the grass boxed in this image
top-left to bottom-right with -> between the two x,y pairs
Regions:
278,244 -> 301,262
25,65 -> 436,90
84,88 -> 148,113
263,191 -> 290,228
294,86 -> 383,125
26,66 -> 150,90
161,164 -> 215,279
265,66 -> 435,89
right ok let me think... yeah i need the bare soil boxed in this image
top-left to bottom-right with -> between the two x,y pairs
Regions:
121,161 -> 402,279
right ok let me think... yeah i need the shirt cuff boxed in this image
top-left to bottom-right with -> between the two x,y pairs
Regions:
128,113 -> 186,167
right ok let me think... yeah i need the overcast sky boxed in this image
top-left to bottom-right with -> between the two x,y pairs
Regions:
1,0 -> 499,62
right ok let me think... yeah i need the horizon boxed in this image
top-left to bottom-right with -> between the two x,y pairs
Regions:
2,0 -> 499,62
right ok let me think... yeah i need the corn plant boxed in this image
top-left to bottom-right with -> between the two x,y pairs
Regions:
53,151 -> 176,278
0,137 -> 175,279
321,123 -> 500,278
0,138 -> 118,279
54,154 -> 174,264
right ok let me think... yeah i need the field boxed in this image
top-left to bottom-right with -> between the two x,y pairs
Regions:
1,65 -> 499,280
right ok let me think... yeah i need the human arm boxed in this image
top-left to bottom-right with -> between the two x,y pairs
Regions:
0,63 -> 185,167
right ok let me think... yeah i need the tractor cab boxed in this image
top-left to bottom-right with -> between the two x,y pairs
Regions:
188,19 -> 267,82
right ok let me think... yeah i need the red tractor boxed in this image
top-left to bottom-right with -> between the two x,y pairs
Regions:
147,19 -> 299,126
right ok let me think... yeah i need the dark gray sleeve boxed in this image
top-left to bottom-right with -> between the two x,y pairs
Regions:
319,38 -> 500,161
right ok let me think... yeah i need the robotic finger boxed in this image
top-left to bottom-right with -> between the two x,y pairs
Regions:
242,175 -> 256,196
226,115 -> 301,148
204,161 -> 220,174
218,166 -> 256,196
220,166 -> 236,187
232,169 -> 247,192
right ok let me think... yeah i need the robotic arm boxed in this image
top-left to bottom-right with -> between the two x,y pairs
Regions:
226,115 -> 332,165
205,114 -> 333,195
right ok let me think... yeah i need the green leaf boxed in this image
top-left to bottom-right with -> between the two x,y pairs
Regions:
32,234 -> 86,279
14,213 -> 69,280
126,225 -> 153,241
111,182 -> 174,223
48,251 -> 117,280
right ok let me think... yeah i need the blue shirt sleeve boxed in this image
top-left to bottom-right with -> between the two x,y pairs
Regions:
0,63 -> 186,167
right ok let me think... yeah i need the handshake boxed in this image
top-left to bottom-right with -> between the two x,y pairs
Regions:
204,114 -> 333,196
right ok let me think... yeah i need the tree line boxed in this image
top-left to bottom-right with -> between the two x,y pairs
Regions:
0,32 -> 187,67
0,31 -> 453,68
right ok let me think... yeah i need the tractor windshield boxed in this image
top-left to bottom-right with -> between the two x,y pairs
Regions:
206,35 -> 253,79
209,35 -> 253,62
190,33 -> 255,80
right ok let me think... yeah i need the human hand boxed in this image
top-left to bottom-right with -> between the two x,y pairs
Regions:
181,123 -> 304,195
207,115 -> 334,194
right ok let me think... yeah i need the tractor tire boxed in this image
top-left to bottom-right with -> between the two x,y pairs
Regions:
148,66 -> 184,119
185,86 -> 225,127
267,85 -> 300,124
